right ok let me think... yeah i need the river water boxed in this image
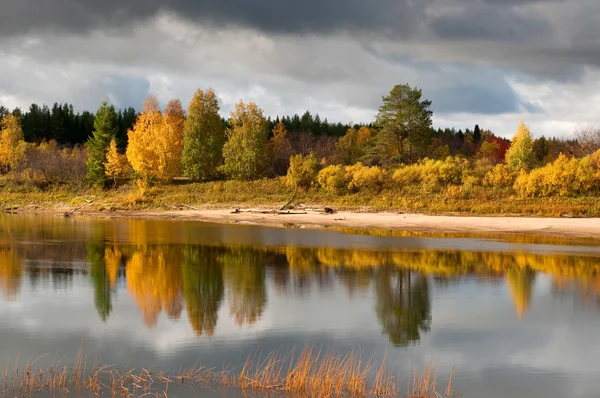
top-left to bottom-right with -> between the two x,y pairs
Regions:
1,214 -> 600,397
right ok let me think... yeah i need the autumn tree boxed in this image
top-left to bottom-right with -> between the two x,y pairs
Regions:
373,84 -> 433,165
267,121 -> 292,176
337,126 -> 377,165
126,95 -> 184,181
221,101 -> 269,180
505,121 -> 535,170
182,89 -> 225,181
0,114 -> 25,173
127,95 -> 162,179
104,139 -> 130,187
158,99 -> 185,179
86,101 -> 118,186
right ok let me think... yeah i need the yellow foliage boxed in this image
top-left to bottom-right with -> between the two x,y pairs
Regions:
0,247 -> 22,300
286,153 -> 319,190
483,163 -> 520,188
392,156 -> 468,192
104,139 -> 130,185
317,165 -> 346,193
126,95 -> 185,181
344,163 -> 386,192
0,114 -> 25,172
514,153 -> 600,197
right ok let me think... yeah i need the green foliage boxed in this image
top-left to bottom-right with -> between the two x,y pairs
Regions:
514,153 -> 600,197
345,163 -> 386,192
86,101 -> 118,186
286,153 -> 319,190
505,121 -> 535,170
221,101 -> 269,180
317,165 -> 346,193
182,89 -> 225,181
373,84 -> 433,165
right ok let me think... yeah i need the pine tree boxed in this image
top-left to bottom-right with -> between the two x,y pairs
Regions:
474,124 -> 481,143
221,101 -> 269,180
86,101 -> 117,186
182,89 -> 225,181
374,84 -> 433,165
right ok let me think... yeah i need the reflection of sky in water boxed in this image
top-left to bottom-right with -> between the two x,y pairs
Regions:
1,215 -> 600,398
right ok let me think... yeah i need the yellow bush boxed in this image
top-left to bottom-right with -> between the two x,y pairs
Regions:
483,163 -> 519,188
514,153 -> 600,197
344,163 -> 386,192
285,153 -> 319,190
391,164 -> 421,187
391,156 -> 468,192
317,165 -> 346,193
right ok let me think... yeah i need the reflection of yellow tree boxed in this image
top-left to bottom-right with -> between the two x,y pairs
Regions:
222,248 -> 267,327
506,267 -> 536,319
0,247 -> 22,300
126,246 -> 183,328
182,247 -> 224,336
104,246 -> 122,288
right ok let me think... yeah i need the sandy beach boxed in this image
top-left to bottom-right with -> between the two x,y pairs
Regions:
46,208 -> 600,238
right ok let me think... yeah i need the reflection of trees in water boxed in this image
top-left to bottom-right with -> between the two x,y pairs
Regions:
506,267 -> 536,319
375,268 -> 431,347
88,242 -> 112,321
0,247 -> 22,300
182,247 -> 224,336
221,248 -> 267,327
126,246 -> 183,328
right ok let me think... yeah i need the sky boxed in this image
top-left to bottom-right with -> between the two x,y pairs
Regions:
1,0 -> 600,138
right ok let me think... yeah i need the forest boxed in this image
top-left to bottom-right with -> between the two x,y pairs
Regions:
1,84 -> 600,215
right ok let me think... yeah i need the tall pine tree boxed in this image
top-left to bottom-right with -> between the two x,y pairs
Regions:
86,101 -> 117,186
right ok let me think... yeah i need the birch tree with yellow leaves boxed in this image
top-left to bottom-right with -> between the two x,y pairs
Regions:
126,95 -> 185,181
0,114 -> 25,173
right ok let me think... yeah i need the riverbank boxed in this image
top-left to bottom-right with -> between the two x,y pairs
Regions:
2,179 -> 600,238
7,206 -> 600,239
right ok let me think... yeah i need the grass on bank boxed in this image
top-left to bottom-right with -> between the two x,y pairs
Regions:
2,346 -> 457,398
1,175 -> 600,217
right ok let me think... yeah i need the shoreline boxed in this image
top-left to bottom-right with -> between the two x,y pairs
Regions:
8,207 -> 600,239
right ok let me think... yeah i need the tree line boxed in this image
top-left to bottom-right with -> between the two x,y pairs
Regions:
1,83 -> 599,199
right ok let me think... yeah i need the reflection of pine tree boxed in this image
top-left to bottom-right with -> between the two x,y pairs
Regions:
87,242 -> 112,322
182,247 -> 224,336
221,248 -> 267,327
507,267 -> 536,320
375,268 -> 431,346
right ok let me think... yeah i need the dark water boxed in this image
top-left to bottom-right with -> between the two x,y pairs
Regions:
1,214 -> 600,397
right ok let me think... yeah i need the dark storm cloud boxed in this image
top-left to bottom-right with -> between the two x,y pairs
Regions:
430,2 -> 553,42
0,0 -> 433,37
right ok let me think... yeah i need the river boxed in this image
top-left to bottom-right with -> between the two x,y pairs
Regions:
1,214 -> 600,397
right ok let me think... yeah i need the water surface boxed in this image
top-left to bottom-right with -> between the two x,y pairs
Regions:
1,214 -> 600,397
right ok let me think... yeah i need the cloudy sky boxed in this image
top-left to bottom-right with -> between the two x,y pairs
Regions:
1,0 -> 600,138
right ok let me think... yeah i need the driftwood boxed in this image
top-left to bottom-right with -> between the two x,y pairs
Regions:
280,187 -> 298,211
181,204 -> 202,211
64,200 -> 93,217
231,208 -> 307,215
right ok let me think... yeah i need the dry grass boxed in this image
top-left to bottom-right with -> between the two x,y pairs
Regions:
2,175 -> 600,216
1,346 -> 458,398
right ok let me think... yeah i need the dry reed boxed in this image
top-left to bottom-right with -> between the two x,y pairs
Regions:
1,346 -> 458,398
